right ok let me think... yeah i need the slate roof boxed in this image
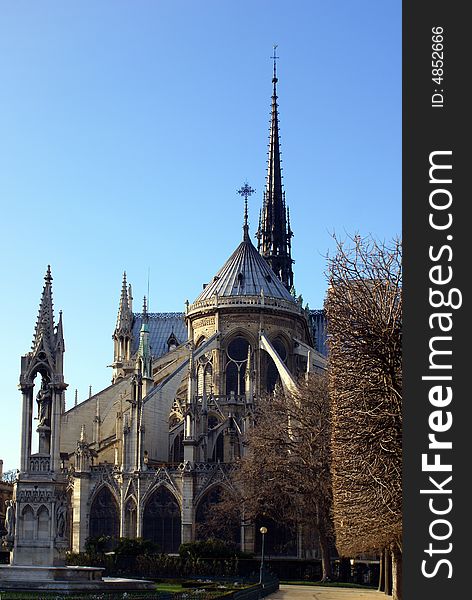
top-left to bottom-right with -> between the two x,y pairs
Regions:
130,310 -> 327,360
131,312 -> 187,359
194,238 -> 295,304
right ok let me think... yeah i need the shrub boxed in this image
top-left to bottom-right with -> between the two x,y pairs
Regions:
179,539 -> 251,560
114,537 -> 160,557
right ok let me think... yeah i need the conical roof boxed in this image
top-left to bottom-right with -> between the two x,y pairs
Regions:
194,237 -> 295,303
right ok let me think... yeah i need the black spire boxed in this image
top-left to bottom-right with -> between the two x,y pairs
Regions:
257,46 -> 294,291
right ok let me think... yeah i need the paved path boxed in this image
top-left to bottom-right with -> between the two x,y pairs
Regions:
268,584 -> 385,600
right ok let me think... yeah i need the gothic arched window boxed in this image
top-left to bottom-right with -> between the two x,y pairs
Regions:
225,337 -> 250,396
171,432 -> 184,463
142,487 -> 181,554
89,486 -> 120,543
195,486 -> 241,545
124,498 -> 137,539
197,355 -> 213,396
209,432 -> 224,463
37,505 -> 49,540
22,505 -> 34,540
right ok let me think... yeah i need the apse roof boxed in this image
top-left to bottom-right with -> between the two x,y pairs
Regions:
194,238 -> 295,303
131,313 -> 187,358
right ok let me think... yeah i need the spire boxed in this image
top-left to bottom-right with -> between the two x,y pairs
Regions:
237,182 -> 256,242
32,265 -> 56,356
257,46 -> 294,291
55,310 -> 65,352
142,295 -> 148,325
137,295 -> 152,380
112,272 -> 134,381
128,283 -> 133,313
243,197 -> 249,241
21,265 -> 67,391
115,272 -> 131,334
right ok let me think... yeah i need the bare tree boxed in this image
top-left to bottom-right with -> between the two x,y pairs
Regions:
325,234 -> 402,599
217,373 -> 335,581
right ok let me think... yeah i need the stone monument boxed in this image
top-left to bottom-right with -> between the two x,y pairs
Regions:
0,267 -> 153,592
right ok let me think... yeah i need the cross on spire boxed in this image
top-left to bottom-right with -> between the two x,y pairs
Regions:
271,44 -> 279,82
237,182 -> 255,241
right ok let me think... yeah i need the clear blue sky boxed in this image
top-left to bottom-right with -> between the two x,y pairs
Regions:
0,1 -> 401,472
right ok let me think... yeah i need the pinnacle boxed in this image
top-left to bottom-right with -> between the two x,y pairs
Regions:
114,271 -> 133,336
32,265 -> 56,352
45,264 -> 53,283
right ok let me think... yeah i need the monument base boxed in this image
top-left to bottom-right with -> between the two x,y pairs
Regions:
0,565 -> 155,593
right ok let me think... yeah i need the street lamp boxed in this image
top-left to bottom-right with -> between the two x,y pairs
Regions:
259,526 -> 268,585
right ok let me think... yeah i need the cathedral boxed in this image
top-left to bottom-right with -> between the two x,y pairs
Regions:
13,57 -> 328,562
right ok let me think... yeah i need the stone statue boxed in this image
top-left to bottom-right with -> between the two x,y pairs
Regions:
4,499 -> 15,538
36,378 -> 52,427
56,502 -> 67,538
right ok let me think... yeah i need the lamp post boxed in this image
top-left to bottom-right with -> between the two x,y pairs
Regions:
259,526 -> 268,585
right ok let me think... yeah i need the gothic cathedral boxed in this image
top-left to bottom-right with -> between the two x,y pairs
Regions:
15,59 -> 327,560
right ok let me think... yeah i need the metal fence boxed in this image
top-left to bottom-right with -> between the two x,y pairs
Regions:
1,593 -> 234,600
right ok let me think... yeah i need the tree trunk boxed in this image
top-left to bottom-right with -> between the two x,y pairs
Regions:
378,549 -> 385,592
384,547 -> 392,596
391,544 -> 402,600
319,532 -> 332,581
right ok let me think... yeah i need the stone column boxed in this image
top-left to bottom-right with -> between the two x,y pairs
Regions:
214,349 -> 224,395
19,384 -> 33,473
181,471 -> 194,544
183,437 -> 196,463
72,474 -> 91,553
120,478 -> 127,538
50,384 -> 66,473
136,476 -> 143,538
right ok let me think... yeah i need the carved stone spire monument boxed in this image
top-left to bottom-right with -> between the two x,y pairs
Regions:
0,267 -> 153,592
13,266 -> 69,567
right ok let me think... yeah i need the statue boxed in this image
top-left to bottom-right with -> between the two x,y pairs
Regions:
36,378 -> 52,427
4,499 -> 15,538
56,502 -> 67,538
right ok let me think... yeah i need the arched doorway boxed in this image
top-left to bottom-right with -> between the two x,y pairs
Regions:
89,486 -> 120,543
142,486 -> 181,553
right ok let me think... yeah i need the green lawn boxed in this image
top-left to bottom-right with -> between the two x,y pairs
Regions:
155,582 -> 185,592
